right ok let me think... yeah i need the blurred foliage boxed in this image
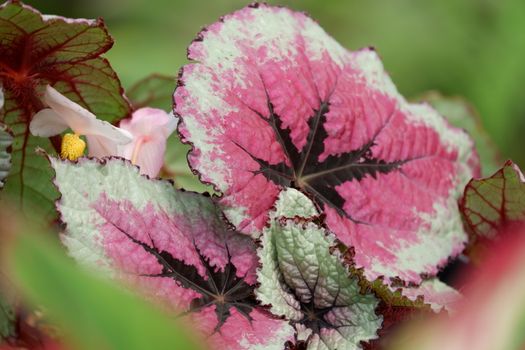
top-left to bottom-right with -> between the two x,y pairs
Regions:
0,284 -> 15,342
387,229 -> 525,350
3,214 -> 204,350
21,0 -> 525,163
127,74 -> 175,111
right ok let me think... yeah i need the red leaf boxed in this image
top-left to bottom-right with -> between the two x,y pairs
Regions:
0,1 -> 130,216
461,160 -> 525,241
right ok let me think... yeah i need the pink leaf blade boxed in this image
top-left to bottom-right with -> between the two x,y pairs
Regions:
174,4 -> 478,286
51,157 -> 294,350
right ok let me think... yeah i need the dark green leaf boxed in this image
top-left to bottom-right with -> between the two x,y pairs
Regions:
127,74 -> 175,110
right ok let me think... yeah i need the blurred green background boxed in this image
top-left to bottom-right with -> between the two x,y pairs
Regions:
25,0 -> 525,165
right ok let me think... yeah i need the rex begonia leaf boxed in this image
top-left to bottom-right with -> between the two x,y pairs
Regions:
174,4 -> 479,286
0,123 -> 12,189
420,92 -> 501,176
51,156 -> 294,350
256,188 -> 382,350
461,160 -> 525,240
0,1 -> 130,217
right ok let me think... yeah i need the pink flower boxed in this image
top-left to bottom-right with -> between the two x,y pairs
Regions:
30,85 -> 133,160
118,108 -> 177,178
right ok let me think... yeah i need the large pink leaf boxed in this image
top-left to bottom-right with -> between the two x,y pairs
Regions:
0,1 -> 130,216
51,157 -> 294,350
174,4 -> 479,286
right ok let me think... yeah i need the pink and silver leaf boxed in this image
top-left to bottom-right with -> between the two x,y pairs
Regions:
174,4 -> 479,286
51,157 -> 294,350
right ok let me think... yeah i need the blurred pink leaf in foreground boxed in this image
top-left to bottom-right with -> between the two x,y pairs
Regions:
390,224 -> 525,350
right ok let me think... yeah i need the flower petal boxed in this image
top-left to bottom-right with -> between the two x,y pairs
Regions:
43,85 -> 97,134
120,107 -> 177,138
134,138 -> 166,178
44,85 -> 132,145
29,108 -> 69,137
86,134 -> 121,158
117,108 -> 177,176
163,112 -> 179,138
82,119 -> 133,145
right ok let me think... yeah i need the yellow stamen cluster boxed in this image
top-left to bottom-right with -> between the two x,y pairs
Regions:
60,133 -> 86,161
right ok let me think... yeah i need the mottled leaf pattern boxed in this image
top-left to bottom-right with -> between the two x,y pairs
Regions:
0,1 -> 130,216
256,189 -> 381,350
175,4 -> 478,286
421,92 -> 501,176
461,160 -> 525,239
51,157 -> 294,350
0,124 -> 12,189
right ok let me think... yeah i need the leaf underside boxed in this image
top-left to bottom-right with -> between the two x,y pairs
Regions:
461,160 -> 525,239
0,1 -> 130,217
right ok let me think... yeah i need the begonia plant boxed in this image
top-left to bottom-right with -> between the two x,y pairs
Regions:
0,1 -> 522,350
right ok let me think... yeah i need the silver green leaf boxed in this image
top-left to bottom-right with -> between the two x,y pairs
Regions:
256,188 -> 382,350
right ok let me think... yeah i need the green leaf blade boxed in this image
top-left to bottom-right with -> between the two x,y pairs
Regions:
257,189 -> 382,350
